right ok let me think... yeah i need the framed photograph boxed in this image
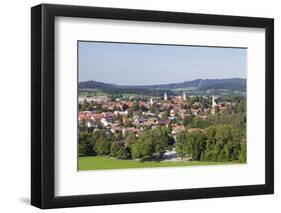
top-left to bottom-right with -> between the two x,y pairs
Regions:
31,3 -> 274,209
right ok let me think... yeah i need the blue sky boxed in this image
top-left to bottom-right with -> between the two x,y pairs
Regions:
78,41 -> 246,85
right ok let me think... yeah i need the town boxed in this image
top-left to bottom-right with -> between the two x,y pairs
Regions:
79,92 -> 233,137
78,91 -> 246,170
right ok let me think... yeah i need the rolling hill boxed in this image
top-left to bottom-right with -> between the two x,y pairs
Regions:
79,78 -> 246,92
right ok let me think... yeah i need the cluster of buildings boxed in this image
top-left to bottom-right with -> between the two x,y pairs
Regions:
78,92 -> 234,138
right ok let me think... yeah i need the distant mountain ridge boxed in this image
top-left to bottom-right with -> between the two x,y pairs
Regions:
79,78 -> 246,91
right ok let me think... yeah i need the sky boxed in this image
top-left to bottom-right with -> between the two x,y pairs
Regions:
78,41 -> 247,85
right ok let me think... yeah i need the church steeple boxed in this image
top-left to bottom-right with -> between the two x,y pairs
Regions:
150,98 -> 154,105
164,92 -> 167,101
212,96 -> 218,108
183,91 -> 186,100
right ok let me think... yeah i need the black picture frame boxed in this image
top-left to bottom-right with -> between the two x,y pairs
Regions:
31,3 -> 274,209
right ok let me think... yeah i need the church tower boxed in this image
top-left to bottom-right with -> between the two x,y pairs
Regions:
183,91 -> 186,100
164,92 -> 167,101
150,98 -> 154,105
212,96 -> 217,108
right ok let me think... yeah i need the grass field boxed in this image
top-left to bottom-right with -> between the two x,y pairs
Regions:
78,156 -> 237,171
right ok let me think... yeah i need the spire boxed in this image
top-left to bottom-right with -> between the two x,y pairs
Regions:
150,98 -> 154,105
212,96 -> 217,108
164,92 -> 167,101
183,91 -> 186,100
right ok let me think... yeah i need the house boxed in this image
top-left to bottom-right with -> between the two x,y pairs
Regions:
102,112 -> 115,118
188,128 -> 203,133
86,120 -> 98,128
173,97 -> 185,104
219,103 -> 226,111
168,116 -> 176,121
133,117 -> 146,126
78,97 -> 87,103
158,112 -> 167,119
170,109 -> 176,117
114,110 -> 128,116
110,126 -> 123,134
95,96 -> 109,103
172,125 -> 185,135
178,109 -> 187,119
173,104 -> 181,112
119,110 -> 128,116
143,111 -> 156,117
78,111 -> 92,122
197,115 -> 208,120
139,102 -> 149,109
123,127 -> 142,137
101,117 -> 112,127
143,119 -> 155,127
191,108 -> 199,116
193,102 -> 202,107
156,119 -> 170,126
93,113 -> 103,122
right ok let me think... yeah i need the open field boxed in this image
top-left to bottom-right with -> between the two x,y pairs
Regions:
78,156 -> 239,171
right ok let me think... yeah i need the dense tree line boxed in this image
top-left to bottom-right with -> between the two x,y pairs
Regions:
131,128 -> 174,161
79,124 -> 246,163
78,127 -> 175,161
176,98 -> 246,163
175,125 -> 246,163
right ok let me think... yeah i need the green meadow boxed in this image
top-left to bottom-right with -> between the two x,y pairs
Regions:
78,156 -> 237,171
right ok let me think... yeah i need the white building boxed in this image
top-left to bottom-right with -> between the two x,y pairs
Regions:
164,92 -> 168,101
150,98 -> 154,105
101,118 -> 111,127
183,91 -> 186,100
170,109 -> 175,117
212,96 -> 218,108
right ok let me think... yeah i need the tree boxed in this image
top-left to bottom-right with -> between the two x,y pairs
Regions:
214,105 -> 219,114
113,131 -> 123,141
110,142 -> 131,159
93,130 -> 111,155
186,118 -> 210,129
151,128 -> 169,157
92,129 -> 105,142
131,142 -> 141,159
127,110 -> 133,118
200,126 -> 218,161
162,127 -> 175,147
78,131 -> 95,156
125,132 -> 136,147
110,142 -> 119,157
131,138 -> 154,161
95,137 -> 111,155
201,125 -> 243,162
175,131 -> 189,159
116,147 -> 131,159
176,130 -> 206,161
122,103 -> 129,111
205,126 -> 217,150
131,102 -> 139,111
140,104 -> 148,112
225,104 -> 233,114
215,125 -> 236,161
239,143 -> 247,163
237,98 -> 246,113
186,131 -> 206,161
131,128 -> 169,161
